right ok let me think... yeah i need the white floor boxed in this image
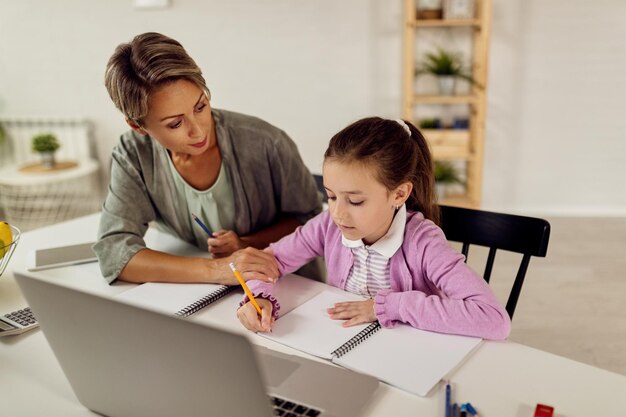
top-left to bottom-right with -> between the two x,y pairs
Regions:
459,216 -> 626,376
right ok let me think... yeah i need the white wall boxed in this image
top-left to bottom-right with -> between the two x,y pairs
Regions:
1,0 -> 624,216
486,0 -> 626,216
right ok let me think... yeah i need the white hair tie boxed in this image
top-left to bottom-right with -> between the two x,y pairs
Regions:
395,119 -> 411,136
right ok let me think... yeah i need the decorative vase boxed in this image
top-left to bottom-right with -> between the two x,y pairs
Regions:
437,76 -> 456,95
40,151 -> 56,168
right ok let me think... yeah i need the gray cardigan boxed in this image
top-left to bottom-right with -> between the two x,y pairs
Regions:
94,109 -> 322,283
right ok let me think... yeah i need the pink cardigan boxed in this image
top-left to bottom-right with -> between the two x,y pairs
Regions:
247,210 -> 511,340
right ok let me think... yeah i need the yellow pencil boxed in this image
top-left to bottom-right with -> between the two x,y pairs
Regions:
229,262 -> 262,315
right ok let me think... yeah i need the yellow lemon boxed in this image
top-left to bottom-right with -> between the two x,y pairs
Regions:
0,221 -> 12,259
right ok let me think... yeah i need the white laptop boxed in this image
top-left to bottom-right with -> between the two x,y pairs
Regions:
15,272 -> 379,417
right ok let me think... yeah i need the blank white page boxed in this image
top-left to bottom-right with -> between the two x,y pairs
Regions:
333,324 -> 482,396
115,283 -> 228,316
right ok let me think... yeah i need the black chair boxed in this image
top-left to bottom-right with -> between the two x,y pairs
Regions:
313,174 -> 327,203
439,205 -> 550,319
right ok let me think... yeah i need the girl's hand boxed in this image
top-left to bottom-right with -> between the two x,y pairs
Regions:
208,230 -> 247,258
327,299 -> 377,327
226,248 -> 279,284
237,298 -> 275,332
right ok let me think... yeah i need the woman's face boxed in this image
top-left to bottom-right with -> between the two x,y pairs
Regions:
323,160 -> 409,245
133,79 -> 213,155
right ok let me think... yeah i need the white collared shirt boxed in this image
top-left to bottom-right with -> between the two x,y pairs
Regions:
342,204 -> 406,298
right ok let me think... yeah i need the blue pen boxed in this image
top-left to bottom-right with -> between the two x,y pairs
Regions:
445,382 -> 451,417
191,213 -> 213,236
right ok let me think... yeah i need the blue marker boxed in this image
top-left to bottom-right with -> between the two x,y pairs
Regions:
191,213 -> 213,236
465,403 -> 479,417
445,382 -> 451,417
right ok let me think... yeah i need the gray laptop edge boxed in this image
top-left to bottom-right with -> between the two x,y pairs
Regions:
15,273 -> 379,417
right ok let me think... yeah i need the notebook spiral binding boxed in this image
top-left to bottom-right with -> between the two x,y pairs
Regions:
175,285 -> 236,318
331,321 -> 382,358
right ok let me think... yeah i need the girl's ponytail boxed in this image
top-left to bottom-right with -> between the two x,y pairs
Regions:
403,120 -> 439,225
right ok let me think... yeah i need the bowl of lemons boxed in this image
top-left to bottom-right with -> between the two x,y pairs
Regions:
0,221 -> 20,277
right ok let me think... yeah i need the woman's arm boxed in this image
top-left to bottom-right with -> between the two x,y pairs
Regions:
119,247 -> 279,284
208,216 -> 301,257
240,216 -> 301,249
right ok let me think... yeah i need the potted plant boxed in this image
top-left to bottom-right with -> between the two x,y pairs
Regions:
419,118 -> 441,129
416,0 -> 443,19
32,133 -> 61,168
415,48 -> 478,95
434,161 -> 463,200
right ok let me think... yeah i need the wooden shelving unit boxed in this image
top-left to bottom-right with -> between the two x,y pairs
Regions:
403,0 -> 492,208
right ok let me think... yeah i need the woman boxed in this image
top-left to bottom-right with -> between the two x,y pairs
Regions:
95,32 -> 321,285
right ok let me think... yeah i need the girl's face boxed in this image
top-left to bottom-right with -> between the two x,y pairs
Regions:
128,79 -> 213,155
323,160 -> 411,245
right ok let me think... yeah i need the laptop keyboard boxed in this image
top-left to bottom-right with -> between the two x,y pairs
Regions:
271,396 -> 321,416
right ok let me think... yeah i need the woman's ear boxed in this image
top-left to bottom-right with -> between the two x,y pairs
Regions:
126,118 -> 148,135
393,182 -> 413,206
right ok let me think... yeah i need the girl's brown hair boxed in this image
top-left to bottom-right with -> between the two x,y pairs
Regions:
324,117 -> 439,225
104,32 -> 209,125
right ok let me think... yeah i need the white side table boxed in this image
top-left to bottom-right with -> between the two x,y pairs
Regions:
0,159 -> 100,231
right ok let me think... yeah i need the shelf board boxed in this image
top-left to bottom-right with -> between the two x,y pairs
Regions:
439,193 -> 479,209
422,129 -> 472,160
411,95 -> 476,105
410,19 -> 481,28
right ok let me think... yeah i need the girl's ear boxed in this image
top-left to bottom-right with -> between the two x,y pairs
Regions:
393,182 -> 413,206
126,118 -> 148,136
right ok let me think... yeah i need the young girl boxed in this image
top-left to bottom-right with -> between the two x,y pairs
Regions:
237,117 -> 510,340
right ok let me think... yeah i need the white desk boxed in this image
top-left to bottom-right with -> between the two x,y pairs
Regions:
1,214 -> 625,417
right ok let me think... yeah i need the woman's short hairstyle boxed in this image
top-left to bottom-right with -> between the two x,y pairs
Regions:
104,32 -> 209,125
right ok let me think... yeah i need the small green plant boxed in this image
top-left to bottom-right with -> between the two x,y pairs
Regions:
434,161 -> 463,184
32,133 -> 60,153
419,118 -> 441,129
416,48 -> 478,85
0,122 -> 6,145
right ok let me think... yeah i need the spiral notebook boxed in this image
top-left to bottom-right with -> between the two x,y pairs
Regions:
260,290 -> 482,396
115,283 -> 236,317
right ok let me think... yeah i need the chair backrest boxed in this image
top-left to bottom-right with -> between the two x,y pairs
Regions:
313,174 -> 328,203
439,205 -> 550,319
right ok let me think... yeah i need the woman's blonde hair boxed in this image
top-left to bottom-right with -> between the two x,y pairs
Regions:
104,32 -> 209,125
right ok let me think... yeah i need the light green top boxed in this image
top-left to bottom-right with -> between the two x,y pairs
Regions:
167,155 -> 235,242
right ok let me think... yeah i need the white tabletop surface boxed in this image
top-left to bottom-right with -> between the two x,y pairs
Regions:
0,158 -> 99,186
1,213 -> 625,417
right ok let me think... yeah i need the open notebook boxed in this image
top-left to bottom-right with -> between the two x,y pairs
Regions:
261,290 -> 482,396
115,283 -> 235,317
114,274 -> 325,321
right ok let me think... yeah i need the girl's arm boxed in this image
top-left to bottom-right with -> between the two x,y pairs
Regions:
374,225 -> 511,340
243,211 -> 329,317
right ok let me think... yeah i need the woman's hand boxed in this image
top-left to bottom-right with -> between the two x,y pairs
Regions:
208,229 -> 247,258
237,298 -> 274,332
226,247 -> 279,284
327,299 -> 377,327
